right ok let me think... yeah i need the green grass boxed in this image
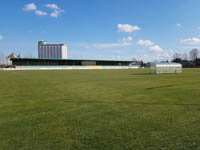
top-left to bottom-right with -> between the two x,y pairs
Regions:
0,68 -> 200,150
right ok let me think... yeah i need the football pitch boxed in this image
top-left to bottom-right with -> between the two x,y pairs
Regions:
0,69 -> 200,150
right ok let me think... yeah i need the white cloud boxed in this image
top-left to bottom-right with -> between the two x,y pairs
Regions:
0,35 -> 3,40
24,3 -> 37,11
50,9 -> 64,18
35,10 -> 47,16
121,36 -> 133,42
126,36 -> 133,41
23,3 -> 46,16
176,23 -> 182,28
140,50 -> 171,62
118,24 -> 141,33
137,40 -> 154,46
23,3 -> 64,18
50,10 -> 60,18
182,45 -> 200,49
160,51 -> 169,58
45,4 -> 59,9
93,42 -> 132,49
150,45 -> 163,52
93,37 -> 133,49
137,39 -> 163,52
181,37 -> 200,45
46,3 -> 64,18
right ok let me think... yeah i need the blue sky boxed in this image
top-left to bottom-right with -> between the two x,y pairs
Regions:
1,0 -> 200,61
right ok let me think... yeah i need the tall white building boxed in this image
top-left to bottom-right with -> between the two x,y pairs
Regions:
38,40 -> 67,59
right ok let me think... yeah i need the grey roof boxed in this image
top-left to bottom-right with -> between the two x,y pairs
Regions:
152,62 -> 182,67
10,57 -> 135,62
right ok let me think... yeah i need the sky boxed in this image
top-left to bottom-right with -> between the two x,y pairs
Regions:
1,0 -> 200,62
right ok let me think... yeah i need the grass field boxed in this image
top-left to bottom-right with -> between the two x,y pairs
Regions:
0,68 -> 200,150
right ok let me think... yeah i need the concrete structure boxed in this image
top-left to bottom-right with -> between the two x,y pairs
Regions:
38,40 -> 67,59
151,63 -> 182,74
6,53 -> 18,65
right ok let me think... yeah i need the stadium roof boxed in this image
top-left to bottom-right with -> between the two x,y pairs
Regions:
10,57 -> 135,62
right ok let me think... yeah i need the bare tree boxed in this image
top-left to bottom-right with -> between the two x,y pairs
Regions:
190,48 -> 199,61
173,53 -> 182,60
182,53 -> 188,61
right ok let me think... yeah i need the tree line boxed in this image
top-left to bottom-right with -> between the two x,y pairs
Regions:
172,48 -> 200,67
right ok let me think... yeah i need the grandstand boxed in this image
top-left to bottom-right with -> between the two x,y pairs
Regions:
10,57 -> 138,66
7,57 -> 141,70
